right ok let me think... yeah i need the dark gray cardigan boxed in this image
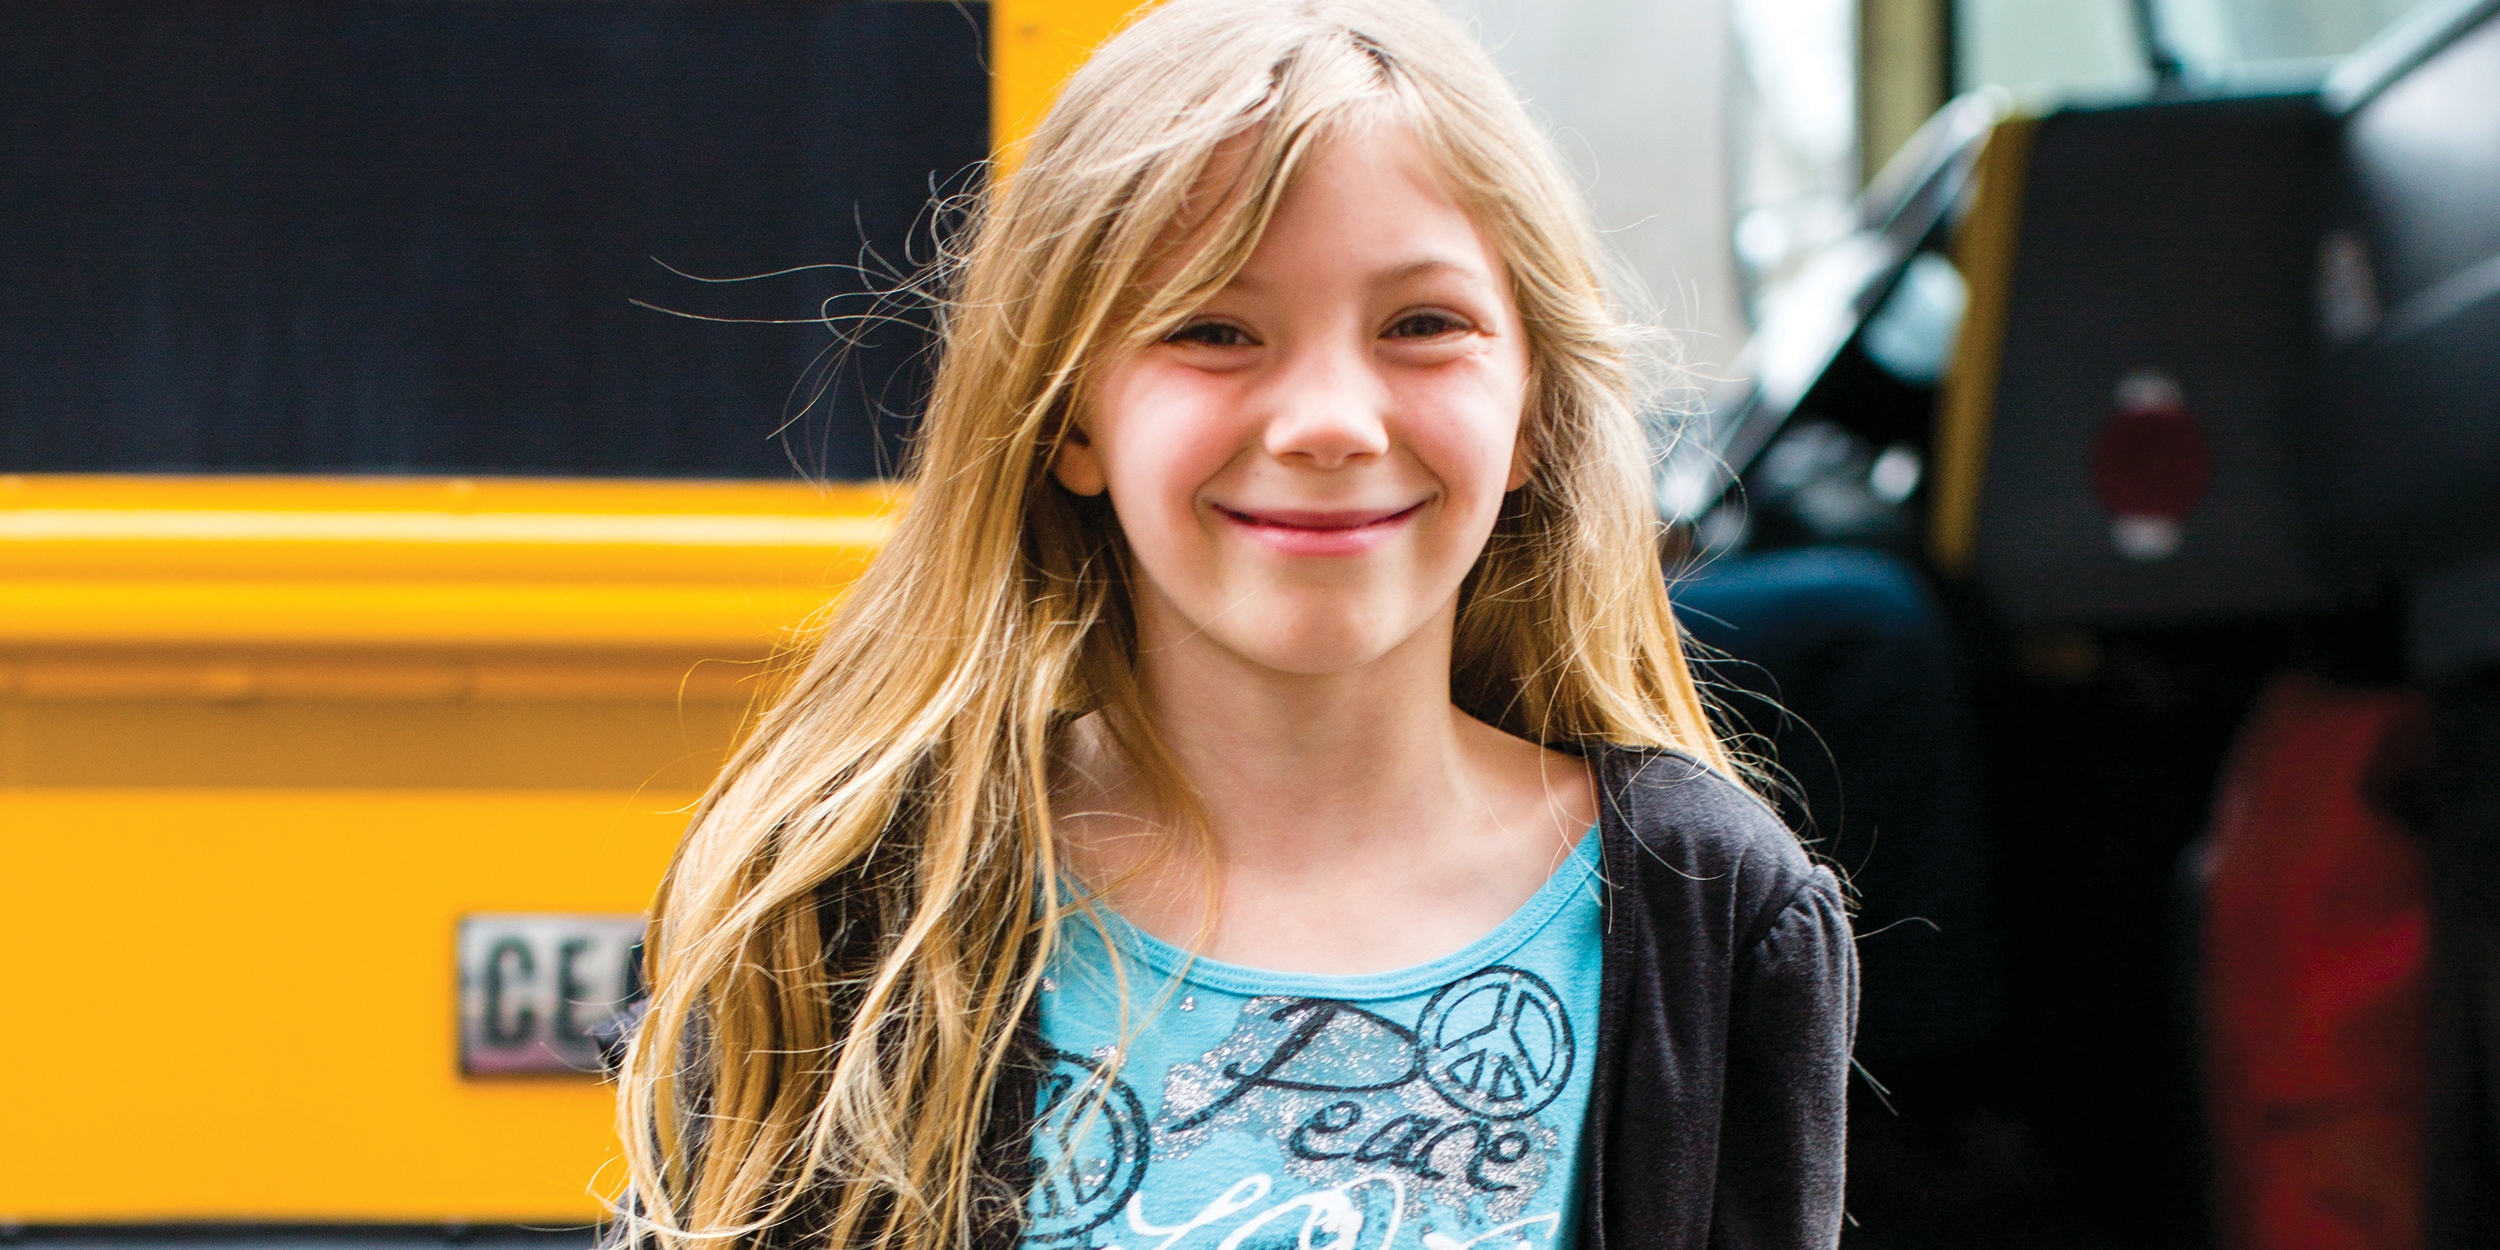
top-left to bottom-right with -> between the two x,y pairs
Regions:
975,748 -> 1859,1250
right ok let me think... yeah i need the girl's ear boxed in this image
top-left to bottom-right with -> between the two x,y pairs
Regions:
1051,420 -> 1110,497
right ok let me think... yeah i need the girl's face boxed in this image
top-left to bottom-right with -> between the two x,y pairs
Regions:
1054,122 -> 1532,678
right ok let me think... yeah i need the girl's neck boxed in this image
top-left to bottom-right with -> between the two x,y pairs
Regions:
1138,602 -> 1474,870
1057,592 -> 1596,974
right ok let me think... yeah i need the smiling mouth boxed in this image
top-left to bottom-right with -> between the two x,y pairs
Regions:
1213,502 -> 1426,532
1209,500 -> 1426,557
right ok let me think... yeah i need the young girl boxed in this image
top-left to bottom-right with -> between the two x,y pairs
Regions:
616,2 -> 1855,1249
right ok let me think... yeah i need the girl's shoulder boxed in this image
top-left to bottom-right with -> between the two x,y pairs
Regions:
1587,745 -> 1843,959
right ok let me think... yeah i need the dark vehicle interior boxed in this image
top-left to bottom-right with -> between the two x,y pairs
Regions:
1689,0 -> 2500,1240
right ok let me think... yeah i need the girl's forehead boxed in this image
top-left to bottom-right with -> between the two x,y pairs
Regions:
1166,119 -> 1503,294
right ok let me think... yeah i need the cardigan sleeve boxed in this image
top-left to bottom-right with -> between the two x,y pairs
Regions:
1709,869 -> 1858,1250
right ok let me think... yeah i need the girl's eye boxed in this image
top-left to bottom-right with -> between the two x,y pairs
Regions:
1385,311 -> 1469,339
1165,320 -> 1254,347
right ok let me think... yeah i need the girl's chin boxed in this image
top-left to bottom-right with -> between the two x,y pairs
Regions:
1198,615 -> 1437,679
1130,578 -> 1459,678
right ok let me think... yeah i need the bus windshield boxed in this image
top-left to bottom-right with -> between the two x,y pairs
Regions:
1958,0 -> 2446,99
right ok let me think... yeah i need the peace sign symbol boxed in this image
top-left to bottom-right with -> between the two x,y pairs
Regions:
1416,966 -> 1575,1120
1023,1049 -> 1152,1244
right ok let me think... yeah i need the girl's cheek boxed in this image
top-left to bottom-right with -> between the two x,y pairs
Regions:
1398,379 -> 1525,482
1107,375 -> 1246,514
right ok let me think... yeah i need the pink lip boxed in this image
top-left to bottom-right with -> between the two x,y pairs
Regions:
1214,502 -> 1424,556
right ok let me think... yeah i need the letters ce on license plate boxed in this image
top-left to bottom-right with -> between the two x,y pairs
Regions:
457,913 -> 645,1076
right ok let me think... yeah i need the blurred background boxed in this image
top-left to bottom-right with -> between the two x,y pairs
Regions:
2,0 -> 2494,1248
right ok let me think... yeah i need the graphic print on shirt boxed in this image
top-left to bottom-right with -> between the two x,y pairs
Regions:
1026,1048 -> 1155,1246
1025,964 -> 1578,1250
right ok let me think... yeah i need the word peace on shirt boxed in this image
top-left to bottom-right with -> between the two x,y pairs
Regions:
1027,965 -> 1578,1246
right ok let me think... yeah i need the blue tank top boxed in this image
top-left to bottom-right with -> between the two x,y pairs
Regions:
1025,831 -> 1603,1250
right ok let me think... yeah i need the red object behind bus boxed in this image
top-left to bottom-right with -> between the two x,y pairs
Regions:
2203,674 -> 2429,1250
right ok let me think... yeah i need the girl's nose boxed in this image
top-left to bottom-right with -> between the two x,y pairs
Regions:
1257,339 -> 1392,469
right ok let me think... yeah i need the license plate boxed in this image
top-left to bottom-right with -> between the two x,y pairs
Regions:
457,913 -> 646,1076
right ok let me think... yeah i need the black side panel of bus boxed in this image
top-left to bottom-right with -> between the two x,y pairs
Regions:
2308,11 -> 2500,579
0,0 -> 989,479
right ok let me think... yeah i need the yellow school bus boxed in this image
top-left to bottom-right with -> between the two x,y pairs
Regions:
0,0 -> 1135,1229
0,475 -> 887,1222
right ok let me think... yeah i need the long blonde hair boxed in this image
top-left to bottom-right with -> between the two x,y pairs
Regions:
615,1 -> 1735,1247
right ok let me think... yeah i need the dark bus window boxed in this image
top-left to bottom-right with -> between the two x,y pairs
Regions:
0,0 -> 989,480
